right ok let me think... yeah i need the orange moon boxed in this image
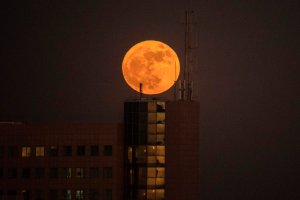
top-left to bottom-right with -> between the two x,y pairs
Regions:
122,40 -> 180,95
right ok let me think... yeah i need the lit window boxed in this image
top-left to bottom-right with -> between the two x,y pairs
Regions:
75,190 -> 84,200
77,146 -> 85,156
76,168 -> 84,178
62,189 -> 71,200
89,167 -> 99,178
36,146 -> 44,157
103,145 -> 112,156
103,189 -> 112,200
22,168 -> 31,179
103,167 -> 112,178
49,146 -> 58,156
62,168 -> 72,178
63,146 -> 72,156
90,145 -> 99,156
22,146 -> 31,157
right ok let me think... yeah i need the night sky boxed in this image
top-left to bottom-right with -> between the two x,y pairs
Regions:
1,1 -> 299,199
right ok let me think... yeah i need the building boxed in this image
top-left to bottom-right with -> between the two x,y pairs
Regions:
124,99 -> 199,200
0,123 -> 123,200
0,100 -> 199,200
124,99 -> 166,200
165,101 -> 200,200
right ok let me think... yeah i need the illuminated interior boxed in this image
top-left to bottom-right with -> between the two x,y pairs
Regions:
125,100 -> 166,200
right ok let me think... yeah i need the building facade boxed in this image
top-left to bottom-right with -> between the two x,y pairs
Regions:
124,99 -> 166,200
0,100 -> 199,200
0,123 -> 123,200
124,99 -> 200,200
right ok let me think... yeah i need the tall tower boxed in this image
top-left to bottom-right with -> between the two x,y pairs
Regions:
124,99 -> 166,200
122,12 -> 199,198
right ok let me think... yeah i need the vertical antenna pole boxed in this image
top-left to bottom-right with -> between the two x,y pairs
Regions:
139,83 -> 143,100
174,62 -> 177,101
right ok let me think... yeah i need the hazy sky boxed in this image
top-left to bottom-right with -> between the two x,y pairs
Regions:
1,0 -> 298,199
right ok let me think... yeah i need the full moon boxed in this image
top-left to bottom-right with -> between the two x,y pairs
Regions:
122,40 -> 180,95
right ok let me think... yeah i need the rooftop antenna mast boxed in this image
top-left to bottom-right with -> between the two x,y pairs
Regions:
184,10 -> 193,101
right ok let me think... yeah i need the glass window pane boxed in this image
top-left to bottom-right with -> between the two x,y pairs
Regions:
157,146 -> 165,156
148,102 -> 156,112
157,101 -> 165,112
62,168 -> 72,178
157,113 -> 165,124
103,167 -> 112,178
77,146 -> 85,156
148,113 -> 156,123
75,190 -> 84,200
157,124 -> 165,133
49,146 -> 58,156
22,147 -> 31,157
63,146 -> 72,156
90,145 -> 99,156
103,189 -> 112,200
103,145 -> 112,156
36,146 -> 44,157
62,189 -> 71,200
148,124 -> 156,134
76,168 -> 84,178
89,168 -> 99,178
49,189 -> 58,200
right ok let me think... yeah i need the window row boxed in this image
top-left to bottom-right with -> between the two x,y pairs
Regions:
0,167 -> 112,179
0,188 -> 112,200
0,145 -> 112,158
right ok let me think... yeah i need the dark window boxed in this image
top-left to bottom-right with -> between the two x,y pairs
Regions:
89,168 -> 99,178
49,146 -> 58,156
90,145 -> 99,156
77,146 -> 85,156
0,146 -> 3,157
22,168 -> 31,179
103,189 -> 112,200
103,145 -> 112,156
7,168 -> 17,179
49,189 -> 58,200
0,190 -> 3,200
88,189 -> 99,200
63,146 -> 72,156
22,190 -> 30,200
62,189 -> 71,200
62,168 -> 72,178
103,167 -> 112,178
35,168 -> 45,179
8,190 -> 18,200
35,189 -> 43,200
8,146 -> 18,157
49,168 -> 58,178
0,168 -> 3,179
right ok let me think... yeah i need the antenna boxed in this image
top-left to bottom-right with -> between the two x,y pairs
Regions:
174,62 -> 177,100
139,83 -> 143,99
183,10 -> 197,101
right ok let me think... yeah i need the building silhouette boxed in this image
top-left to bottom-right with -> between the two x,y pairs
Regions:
0,100 -> 199,200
